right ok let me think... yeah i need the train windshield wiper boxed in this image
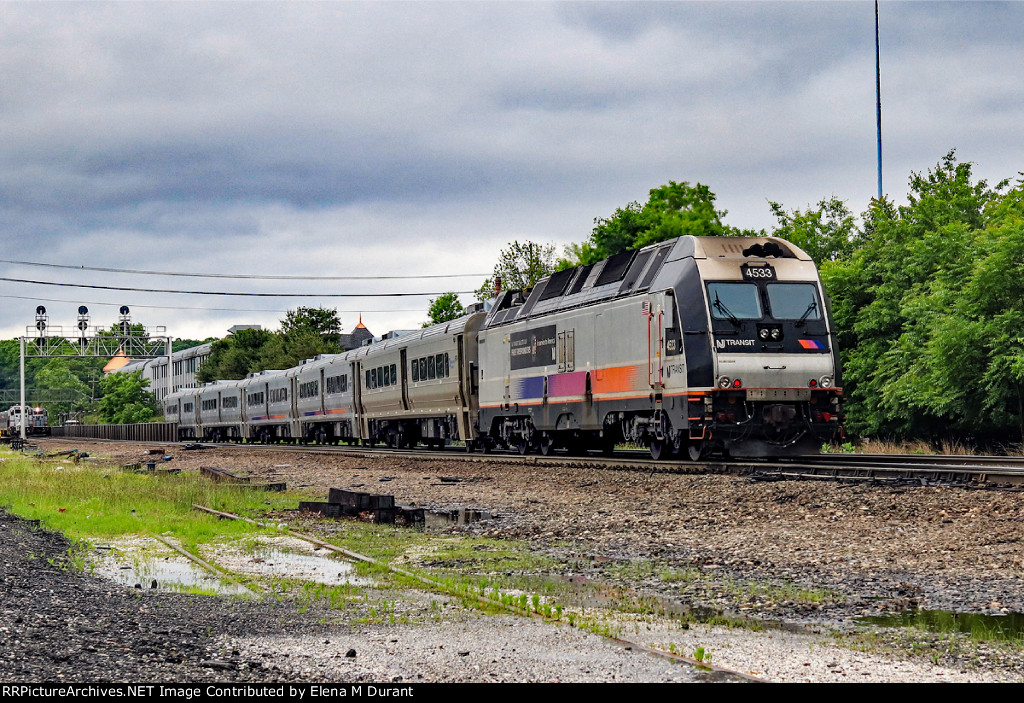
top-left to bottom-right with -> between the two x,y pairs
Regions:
713,293 -> 741,326
795,300 -> 818,327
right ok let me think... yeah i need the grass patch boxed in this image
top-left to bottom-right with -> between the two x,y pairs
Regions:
0,447 -> 297,551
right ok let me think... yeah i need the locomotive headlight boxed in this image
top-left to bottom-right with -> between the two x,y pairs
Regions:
718,376 -> 731,389
758,328 -> 769,340
819,375 -> 833,388
770,328 -> 782,341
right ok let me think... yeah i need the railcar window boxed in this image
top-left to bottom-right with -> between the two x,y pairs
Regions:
269,388 -> 288,403
390,364 -> 397,386
766,283 -> 822,320
326,374 -> 347,394
444,352 -> 450,376
427,355 -> 436,380
419,358 -> 427,380
183,402 -> 193,413
222,396 -> 238,409
411,361 -> 419,382
707,283 -> 762,320
383,365 -> 390,387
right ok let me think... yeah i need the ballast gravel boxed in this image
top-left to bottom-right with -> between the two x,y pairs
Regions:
6,439 -> 1024,683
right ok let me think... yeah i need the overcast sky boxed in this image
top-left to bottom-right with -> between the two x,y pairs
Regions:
2,1 -> 1022,345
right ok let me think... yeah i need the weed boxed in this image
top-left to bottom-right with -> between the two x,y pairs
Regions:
693,646 -> 711,663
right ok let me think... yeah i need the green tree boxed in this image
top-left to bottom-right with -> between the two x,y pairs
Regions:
197,307 -> 344,382
196,328 -> 274,383
476,240 -> 557,300
98,370 -> 158,424
259,307 -> 343,369
173,337 -> 216,353
769,196 -> 862,263
561,180 -> 755,268
818,150 -> 1009,438
424,292 -> 465,327
34,358 -> 94,418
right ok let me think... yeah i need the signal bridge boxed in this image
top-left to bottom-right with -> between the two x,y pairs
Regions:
17,305 -> 171,440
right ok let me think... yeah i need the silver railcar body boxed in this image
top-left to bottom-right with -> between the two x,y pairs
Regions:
196,380 -> 244,441
355,314 -> 484,448
289,354 -> 359,443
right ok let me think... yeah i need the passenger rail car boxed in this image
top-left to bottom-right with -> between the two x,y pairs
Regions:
164,235 -> 842,459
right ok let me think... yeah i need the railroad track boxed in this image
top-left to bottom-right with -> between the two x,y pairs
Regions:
38,436 -> 1024,488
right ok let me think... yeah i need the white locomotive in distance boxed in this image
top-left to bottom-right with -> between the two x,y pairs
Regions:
0,405 -> 51,438
165,235 -> 843,460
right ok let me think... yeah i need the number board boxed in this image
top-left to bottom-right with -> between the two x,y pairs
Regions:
741,264 -> 776,280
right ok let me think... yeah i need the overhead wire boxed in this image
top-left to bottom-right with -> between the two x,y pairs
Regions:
0,258 -> 488,281
0,276 -> 475,297
0,293 -> 424,315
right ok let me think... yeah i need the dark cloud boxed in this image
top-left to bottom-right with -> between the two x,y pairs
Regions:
1,1 -> 1023,338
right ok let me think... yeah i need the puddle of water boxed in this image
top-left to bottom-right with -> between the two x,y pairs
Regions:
424,508 -> 492,530
94,535 -> 371,595
223,546 -> 367,585
95,541 -> 249,596
857,609 -> 1024,641
202,535 -> 372,587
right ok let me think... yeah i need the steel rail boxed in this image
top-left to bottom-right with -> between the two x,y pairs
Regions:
40,436 -> 1024,487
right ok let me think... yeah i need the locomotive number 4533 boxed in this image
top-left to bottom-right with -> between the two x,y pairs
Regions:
741,264 -> 776,280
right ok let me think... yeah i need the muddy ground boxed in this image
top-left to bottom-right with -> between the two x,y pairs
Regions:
11,438 -> 1024,681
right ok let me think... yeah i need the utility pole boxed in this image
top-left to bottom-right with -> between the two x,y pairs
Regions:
875,0 -> 883,200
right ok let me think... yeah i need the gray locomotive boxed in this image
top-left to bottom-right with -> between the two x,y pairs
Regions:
165,235 -> 842,459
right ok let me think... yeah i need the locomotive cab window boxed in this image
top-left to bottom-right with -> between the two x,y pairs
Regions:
766,283 -> 822,320
707,283 -> 762,320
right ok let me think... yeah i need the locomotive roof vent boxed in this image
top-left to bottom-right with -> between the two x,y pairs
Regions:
742,241 -> 786,258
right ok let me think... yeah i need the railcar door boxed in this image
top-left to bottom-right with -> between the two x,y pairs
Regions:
400,349 -> 410,411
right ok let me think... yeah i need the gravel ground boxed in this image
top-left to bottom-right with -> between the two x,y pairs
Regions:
6,438 -> 1024,683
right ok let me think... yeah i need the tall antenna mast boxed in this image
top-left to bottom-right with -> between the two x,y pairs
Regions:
875,0 -> 883,199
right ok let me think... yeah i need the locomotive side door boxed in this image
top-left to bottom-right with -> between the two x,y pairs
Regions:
646,299 -> 663,390
557,330 -> 575,373
502,333 -> 511,410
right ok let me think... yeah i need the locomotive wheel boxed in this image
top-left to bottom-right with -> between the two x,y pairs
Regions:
538,432 -> 554,456
516,436 -> 530,455
649,437 -> 671,461
687,441 -> 705,461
